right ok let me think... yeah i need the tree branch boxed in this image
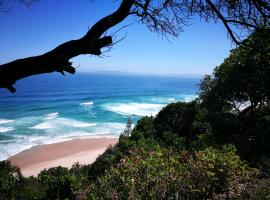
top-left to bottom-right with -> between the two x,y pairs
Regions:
205,0 -> 242,45
0,0 -> 135,93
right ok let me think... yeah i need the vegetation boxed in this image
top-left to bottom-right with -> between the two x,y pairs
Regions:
89,145 -> 259,199
199,29 -> 270,168
0,29 -> 269,199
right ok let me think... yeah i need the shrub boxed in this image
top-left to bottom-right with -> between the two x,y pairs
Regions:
38,166 -> 79,200
154,101 -> 199,142
0,160 -> 22,200
17,176 -> 46,200
89,145 -> 259,199
88,117 -> 158,181
238,178 -> 270,200
131,116 -> 155,140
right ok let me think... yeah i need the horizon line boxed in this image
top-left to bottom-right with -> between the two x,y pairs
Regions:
77,70 -> 205,77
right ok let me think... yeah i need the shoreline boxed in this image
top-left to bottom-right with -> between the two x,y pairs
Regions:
8,137 -> 118,177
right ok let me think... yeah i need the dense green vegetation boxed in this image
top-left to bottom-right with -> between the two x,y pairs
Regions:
0,29 -> 269,199
199,29 -> 270,170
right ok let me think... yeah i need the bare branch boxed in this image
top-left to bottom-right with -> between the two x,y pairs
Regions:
205,0 -> 242,45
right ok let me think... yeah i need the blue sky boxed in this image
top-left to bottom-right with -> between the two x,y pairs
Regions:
0,0 -> 234,75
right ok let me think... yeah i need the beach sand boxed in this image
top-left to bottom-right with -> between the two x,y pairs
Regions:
8,137 -> 118,177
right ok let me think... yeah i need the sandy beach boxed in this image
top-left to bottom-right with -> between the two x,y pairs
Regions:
8,137 -> 118,177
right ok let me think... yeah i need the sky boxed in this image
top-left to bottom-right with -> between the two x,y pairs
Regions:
0,0 -> 234,75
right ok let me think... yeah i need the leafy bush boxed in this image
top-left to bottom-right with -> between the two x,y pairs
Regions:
131,116 -> 155,140
89,145 -> 259,199
0,160 -> 22,200
153,101 -> 212,148
238,178 -> 270,200
17,176 -> 46,200
198,29 -> 270,169
154,101 -> 199,141
200,29 -> 270,113
88,117 -> 159,181
38,166 -> 80,200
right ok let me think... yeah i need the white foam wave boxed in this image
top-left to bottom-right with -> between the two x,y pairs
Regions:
0,142 -> 33,161
80,102 -> 94,106
30,117 -> 96,130
30,122 -> 54,130
0,127 -> 14,133
93,122 -> 126,134
72,122 -> 97,128
60,120 -> 97,128
44,112 -> 59,120
103,103 -> 165,116
0,122 -> 125,161
168,98 -> 175,101
0,119 -> 14,124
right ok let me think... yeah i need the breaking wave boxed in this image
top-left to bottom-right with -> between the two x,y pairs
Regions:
0,127 -> 15,133
103,102 -> 165,116
80,102 -> 94,106
0,119 -> 14,124
0,112 -> 125,160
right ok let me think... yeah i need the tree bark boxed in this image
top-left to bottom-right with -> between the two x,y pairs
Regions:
0,0 -> 135,93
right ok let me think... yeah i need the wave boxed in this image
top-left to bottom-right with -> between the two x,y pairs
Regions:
0,121 -> 125,161
92,122 -> 126,135
44,112 -> 59,120
168,98 -> 175,101
0,127 -> 15,133
30,113 -> 97,130
148,95 -> 198,104
0,119 -> 14,124
30,121 -> 54,130
80,102 -> 94,106
69,121 -> 97,128
103,103 -> 165,116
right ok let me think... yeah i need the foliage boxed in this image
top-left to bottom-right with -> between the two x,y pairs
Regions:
122,117 -> 133,137
88,116 -> 159,181
130,116 -> 155,140
153,101 -> 213,149
38,166 -> 80,200
0,160 -> 22,200
89,145 -> 259,199
199,29 -> 270,167
200,29 -> 270,113
238,178 -> 270,200
154,101 -> 198,141
16,176 -> 46,200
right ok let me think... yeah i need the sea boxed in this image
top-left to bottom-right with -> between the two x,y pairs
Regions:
0,72 -> 201,160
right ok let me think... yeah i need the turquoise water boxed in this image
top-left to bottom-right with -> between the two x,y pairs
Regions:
0,73 -> 200,160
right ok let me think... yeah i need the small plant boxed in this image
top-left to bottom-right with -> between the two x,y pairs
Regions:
121,117 -> 133,138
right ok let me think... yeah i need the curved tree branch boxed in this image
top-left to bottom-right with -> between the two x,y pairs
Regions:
205,0 -> 242,45
0,0 -> 135,93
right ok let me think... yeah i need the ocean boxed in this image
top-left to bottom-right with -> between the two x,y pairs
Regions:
0,73 -> 201,160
